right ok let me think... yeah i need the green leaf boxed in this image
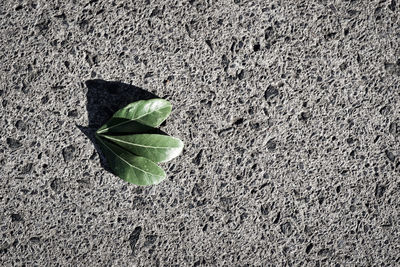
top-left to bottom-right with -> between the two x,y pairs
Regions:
95,134 -> 166,185
96,118 -> 157,134
100,134 -> 184,163
96,99 -> 172,134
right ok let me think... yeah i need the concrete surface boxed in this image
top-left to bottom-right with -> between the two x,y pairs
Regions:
1,0 -> 400,266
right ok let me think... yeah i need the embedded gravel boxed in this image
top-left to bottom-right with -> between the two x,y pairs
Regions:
1,0 -> 400,266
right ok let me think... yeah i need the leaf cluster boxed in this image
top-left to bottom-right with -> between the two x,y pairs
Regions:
95,99 -> 183,185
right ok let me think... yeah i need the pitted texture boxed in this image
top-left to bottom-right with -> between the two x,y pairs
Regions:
1,0 -> 399,266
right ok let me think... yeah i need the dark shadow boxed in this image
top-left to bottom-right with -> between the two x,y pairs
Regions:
78,79 -> 160,171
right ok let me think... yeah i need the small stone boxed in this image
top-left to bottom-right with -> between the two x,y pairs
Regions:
29,237 -> 41,243
266,139 -> 276,151
237,70 -> 245,80
6,138 -> 22,149
306,243 -> 313,254
299,111 -> 311,121
389,122 -> 398,135
11,214 -> 23,222
280,222 -> 293,236
318,248 -> 330,256
144,235 -> 157,247
20,163 -> 33,174
253,43 -> 261,52
15,120 -> 27,131
233,118 -> 244,125
67,109 -> 78,117
273,212 -> 281,224
384,62 -> 400,76
192,150 -> 203,166
375,184 -> 386,198
385,150 -> 395,162
129,226 -> 142,254
260,204 -> 270,215
50,178 -> 61,192
62,145 -> 75,162
264,85 -> 279,100
41,95 -> 49,104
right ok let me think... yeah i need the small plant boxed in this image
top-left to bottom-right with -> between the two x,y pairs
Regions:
95,99 -> 184,186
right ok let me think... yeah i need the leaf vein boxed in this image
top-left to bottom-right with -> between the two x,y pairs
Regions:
103,135 -> 178,149
97,105 -> 170,133
97,136 -> 162,177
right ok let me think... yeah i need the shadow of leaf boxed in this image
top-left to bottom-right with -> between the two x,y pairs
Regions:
77,79 -> 159,171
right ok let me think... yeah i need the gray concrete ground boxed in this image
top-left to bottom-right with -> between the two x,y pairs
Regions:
1,0 -> 400,266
